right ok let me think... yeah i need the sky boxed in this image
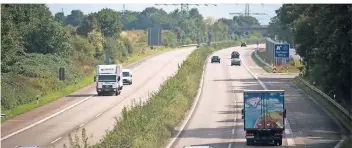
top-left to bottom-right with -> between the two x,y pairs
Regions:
47,4 -> 282,25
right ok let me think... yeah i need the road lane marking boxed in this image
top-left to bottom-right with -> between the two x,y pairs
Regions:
241,52 -> 296,146
95,113 -> 102,118
79,124 -> 84,128
110,105 -> 115,108
51,137 -> 62,144
1,95 -> 94,141
232,129 -> 235,135
228,143 -> 232,148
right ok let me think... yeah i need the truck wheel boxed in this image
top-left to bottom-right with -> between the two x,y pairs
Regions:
246,139 -> 252,145
276,140 -> 282,146
130,81 -> 132,85
97,92 -> 101,96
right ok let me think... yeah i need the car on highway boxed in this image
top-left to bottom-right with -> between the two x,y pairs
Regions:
231,51 -> 240,59
231,57 -> 241,66
122,69 -> 133,85
241,42 -> 247,47
211,55 -> 221,63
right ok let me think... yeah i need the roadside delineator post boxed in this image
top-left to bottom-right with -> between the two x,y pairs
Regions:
36,95 -> 39,104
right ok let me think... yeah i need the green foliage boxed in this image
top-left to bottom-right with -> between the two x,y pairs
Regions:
269,4 -> 352,104
65,10 -> 85,27
162,31 -> 177,48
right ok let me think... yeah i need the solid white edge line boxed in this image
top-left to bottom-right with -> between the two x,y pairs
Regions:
1,95 -> 94,141
164,55 -> 209,148
1,46 -> 195,142
240,50 -> 296,146
95,113 -> 102,118
50,137 -> 62,144
79,123 -> 84,128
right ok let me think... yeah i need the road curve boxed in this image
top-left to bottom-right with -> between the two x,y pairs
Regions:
1,47 -> 195,148
170,45 -> 341,148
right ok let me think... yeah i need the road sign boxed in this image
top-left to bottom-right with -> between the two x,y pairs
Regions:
256,40 -> 259,45
147,27 -> 162,46
274,44 -> 290,58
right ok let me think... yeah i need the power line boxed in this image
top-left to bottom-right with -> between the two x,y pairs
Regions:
155,3 -> 217,18
229,4 -> 267,17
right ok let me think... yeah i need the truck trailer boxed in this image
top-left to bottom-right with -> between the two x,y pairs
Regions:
241,90 -> 286,146
94,64 -> 123,96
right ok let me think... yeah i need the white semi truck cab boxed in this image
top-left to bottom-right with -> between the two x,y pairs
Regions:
94,64 -> 123,96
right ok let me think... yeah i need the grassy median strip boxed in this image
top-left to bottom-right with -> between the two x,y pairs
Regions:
1,47 -> 174,122
292,77 -> 352,148
64,40 -> 260,148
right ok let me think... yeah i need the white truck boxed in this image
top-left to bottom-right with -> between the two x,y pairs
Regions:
122,69 -> 133,85
94,64 -> 123,96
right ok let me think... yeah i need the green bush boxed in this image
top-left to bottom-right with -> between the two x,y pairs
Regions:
69,39 -> 254,148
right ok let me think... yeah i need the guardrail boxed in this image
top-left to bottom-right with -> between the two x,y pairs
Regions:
253,50 -> 272,69
296,76 -> 352,123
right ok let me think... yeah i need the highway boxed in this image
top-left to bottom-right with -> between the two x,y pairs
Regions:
170,45 -> 341,148
1,46 -> 195,148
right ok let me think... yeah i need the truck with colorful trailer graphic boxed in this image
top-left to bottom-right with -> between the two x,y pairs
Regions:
241,90 -> 286,146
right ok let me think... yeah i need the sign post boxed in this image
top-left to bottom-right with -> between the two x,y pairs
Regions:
256,40 -> 259,51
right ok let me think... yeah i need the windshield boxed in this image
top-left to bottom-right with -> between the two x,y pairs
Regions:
232,54 -> 239,58
98,75 -> 116,82
213,56 -> 219,59
122,72 -> 130,77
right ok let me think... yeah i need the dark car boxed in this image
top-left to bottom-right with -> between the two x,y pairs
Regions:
231,51 -> 240,59
241,42 -> 247,47
211,56 -> 221,63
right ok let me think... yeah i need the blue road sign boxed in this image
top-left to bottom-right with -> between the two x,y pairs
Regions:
274,44 -> 290,58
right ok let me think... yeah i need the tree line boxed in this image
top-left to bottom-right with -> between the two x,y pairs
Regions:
1,4 -> 262,111
267,4 -> 352,105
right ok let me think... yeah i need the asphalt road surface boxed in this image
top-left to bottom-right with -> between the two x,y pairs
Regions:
171,45 -> 341,148
1,47 -> 195,148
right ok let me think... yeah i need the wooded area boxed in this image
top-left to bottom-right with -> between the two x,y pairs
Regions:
267,4 -> 352,105
1,4 -> 262,112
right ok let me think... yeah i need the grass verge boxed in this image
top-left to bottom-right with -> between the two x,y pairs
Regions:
254,49 -> 301,73
65,39 -> 260,148
292,77 -> 352,148
251,51 -> 271,73
1,46 -> 175,122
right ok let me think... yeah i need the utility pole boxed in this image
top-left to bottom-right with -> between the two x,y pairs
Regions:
229,4 -> 267,36
122,4 -> 126,25
155,3 -> 217,44
229,4 -> 267,16
155,3 -> 217,19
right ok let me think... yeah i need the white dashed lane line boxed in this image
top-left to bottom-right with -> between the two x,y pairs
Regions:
50,137 -> 62,144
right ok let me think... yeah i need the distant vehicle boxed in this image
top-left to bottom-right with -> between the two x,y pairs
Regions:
242,90 -> 286,146
94,64 -> 123,96
211,56 -> 221,63
241,42 -> 247,47
122,69 -> 133,85
231,51 -> 240,59
196,44 -> 201,48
